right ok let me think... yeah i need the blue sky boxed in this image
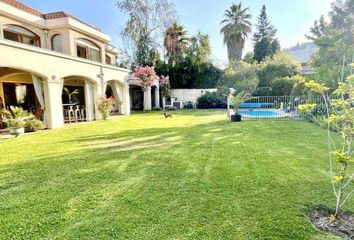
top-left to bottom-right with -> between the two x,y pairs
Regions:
21,0 -> 333,64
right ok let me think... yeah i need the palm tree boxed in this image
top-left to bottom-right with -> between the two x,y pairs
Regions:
164,22 -> 189,64
220,3 -> 252,62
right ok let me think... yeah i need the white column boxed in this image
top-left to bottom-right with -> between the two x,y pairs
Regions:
144,87 -> 152,111
43,78 -> 64,129
109,81 -> 124,113
96,81 -> 105,98
154,87 -> 160,108
84,80 -> 95,121
0,80 -> 4,107
123,83 -> 130,115
109,81 -> 118,112
0,23 -> 3,39
162,97 -> 166,109
97,67 -> 105,97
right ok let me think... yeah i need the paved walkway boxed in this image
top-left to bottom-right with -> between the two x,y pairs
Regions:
0,129 -> 14,141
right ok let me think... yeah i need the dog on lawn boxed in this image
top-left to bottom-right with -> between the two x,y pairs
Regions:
164,112 -> 172,118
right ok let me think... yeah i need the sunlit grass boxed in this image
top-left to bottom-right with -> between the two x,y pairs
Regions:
0,110 -> 350,239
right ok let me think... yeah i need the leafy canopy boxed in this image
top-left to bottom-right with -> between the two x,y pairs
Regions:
308,0 -> 354,89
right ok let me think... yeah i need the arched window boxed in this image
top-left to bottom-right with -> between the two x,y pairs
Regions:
76,38 -> 101,62
3,25 -> 40,47
105,54 -> 112,64
51,34 -> 63,52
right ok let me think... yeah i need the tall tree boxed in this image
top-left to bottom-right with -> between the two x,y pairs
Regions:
308,0 -> 354,89
156,32 -> 222,88
252,5 -> 276,43
306,15 -> 327,41
253,5 -> 279,62
164,22 -> 189,64
187,31 -> 211,63
117,0 -> 176,68
253,38 -> 273,62
220,3 -> 252,62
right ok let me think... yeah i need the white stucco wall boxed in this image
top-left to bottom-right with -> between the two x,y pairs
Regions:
0,39 -> 131,128
0,6 -> 116,64
0,1 -> 129,129
171,89 -> 217,103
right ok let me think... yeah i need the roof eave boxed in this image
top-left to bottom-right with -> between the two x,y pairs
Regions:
45,17 -> 111,42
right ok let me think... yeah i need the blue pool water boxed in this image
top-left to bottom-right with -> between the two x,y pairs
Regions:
239,109 -> 287,118
240,103 -> 273,108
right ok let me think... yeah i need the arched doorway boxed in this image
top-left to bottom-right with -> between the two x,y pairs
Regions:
105,80 -> 124,114
129,85 -> 144,110
61,76 -> 96,123
0,67 -> 45,120
151,86 -> 156,109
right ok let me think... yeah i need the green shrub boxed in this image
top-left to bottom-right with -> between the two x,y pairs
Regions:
97,97 -> 114,120
218,61 -> 258,94
298,75 -> 354,219
256,52 -> 301,95
270,77 -> 296,96
197,91 -> 227,109
253,87 -> 272,96
0,106 -> 30,128
257,64 -> 294,88
24,117 -> 44,132
291,75 -> 309,96
165,106 -> 178,111
6,118 -> 25,128
152,107 -> 162,111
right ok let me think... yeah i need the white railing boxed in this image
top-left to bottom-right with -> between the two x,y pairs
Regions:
0,38 -> 130,73
232,95 -> 326,120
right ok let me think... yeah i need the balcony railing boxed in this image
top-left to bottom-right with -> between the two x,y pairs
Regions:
0,38 -> 129,73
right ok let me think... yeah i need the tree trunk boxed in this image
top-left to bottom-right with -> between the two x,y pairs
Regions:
227,36 -> 245,62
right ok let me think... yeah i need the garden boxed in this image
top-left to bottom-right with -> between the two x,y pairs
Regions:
0,0 -> 353,239
0,109 -> 352,239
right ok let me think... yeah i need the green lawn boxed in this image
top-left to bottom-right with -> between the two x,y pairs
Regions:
0,110 -> 351,239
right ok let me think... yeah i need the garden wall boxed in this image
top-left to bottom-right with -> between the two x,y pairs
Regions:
171,89 -> 217,103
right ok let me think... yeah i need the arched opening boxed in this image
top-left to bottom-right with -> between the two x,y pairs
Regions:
51,34 -> 63,53
3,25 -> 40,47
151,86 -> 156,108
105,54 -> 112,65
75,38 -> 101,62
61,76 -> 96,123
0,67 -> 45,120
105,80 -> 124,114
129,85 -> 144,110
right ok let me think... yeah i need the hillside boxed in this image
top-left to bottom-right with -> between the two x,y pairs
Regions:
284,42 -> 318,63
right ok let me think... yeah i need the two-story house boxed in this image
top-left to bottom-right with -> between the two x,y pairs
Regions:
0,0 -> 131,129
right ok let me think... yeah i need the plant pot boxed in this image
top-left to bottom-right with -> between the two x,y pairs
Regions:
9,127 -> 25,137
231,114 -> 242,122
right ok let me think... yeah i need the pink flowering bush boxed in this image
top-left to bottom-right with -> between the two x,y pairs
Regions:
159,75 -> 171,98
134,66 -> 158,90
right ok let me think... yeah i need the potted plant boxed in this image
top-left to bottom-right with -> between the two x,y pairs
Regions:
24,116 -> 44,132
63,87 -> 79,104
7,118 -> 25,137
1,106 -> 30,137
228,91 -> 250,122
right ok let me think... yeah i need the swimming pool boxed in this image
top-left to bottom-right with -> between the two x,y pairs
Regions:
240,103 -> 274,108
239,109 -> 289,118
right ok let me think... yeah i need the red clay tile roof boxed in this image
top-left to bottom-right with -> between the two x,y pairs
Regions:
43,11 -> 70,20
0,0 -> 101,31
0,0 -> 44,17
